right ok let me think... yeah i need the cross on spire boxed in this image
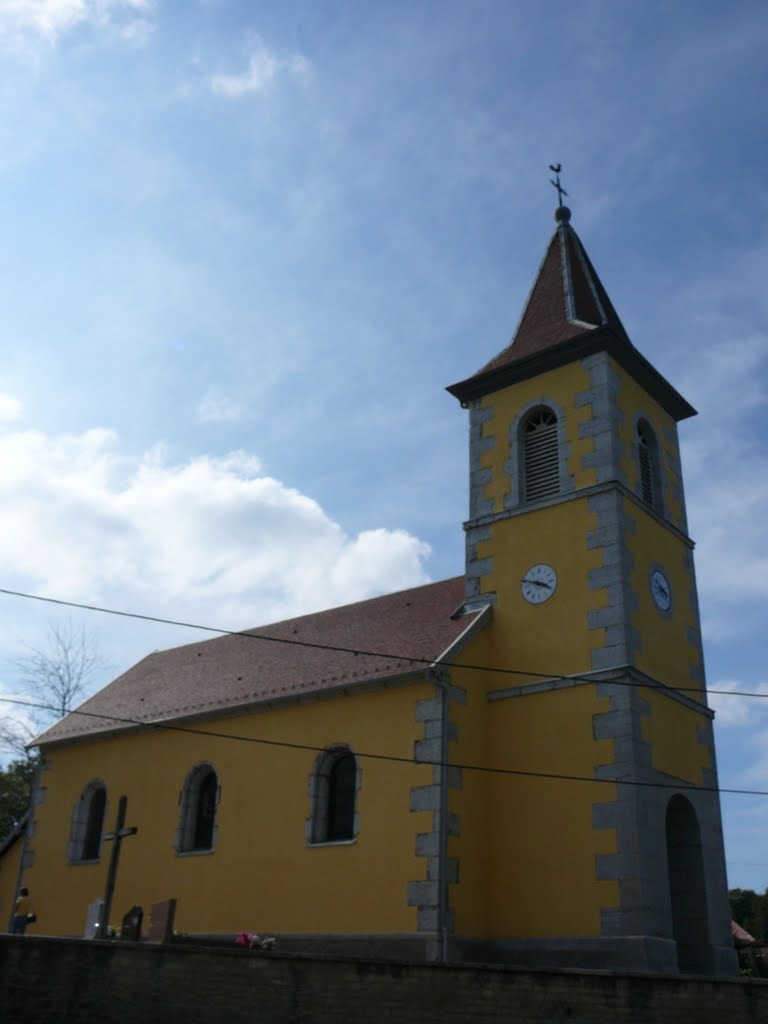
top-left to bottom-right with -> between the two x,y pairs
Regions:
549,163 -> 568,207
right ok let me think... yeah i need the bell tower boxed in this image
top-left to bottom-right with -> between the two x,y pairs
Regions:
446,196 -> 736,974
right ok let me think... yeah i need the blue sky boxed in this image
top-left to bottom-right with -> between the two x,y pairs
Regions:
0,0 -> 767,892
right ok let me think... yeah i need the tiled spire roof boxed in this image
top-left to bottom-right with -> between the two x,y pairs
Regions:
481,206 -> 627,372
447,206 -> 695,421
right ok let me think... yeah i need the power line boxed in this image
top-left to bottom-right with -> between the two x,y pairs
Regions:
0,585 -> 763,703
1,692 -> 766,800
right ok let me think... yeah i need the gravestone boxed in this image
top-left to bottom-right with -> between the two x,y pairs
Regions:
120,905 -> 143,941
84,898 -> 104,939
147,898 -> 176,944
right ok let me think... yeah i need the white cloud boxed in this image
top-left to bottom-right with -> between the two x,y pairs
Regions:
196,389 -> 242,424
678,331 -> 768,635
210,40 -> 309,98
0,394 -> 22,422
709,680 -> 768,729
0,417 -> 431,633
0,0 -> 153,54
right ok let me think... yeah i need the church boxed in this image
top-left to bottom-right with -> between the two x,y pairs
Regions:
10,196 -> 737,975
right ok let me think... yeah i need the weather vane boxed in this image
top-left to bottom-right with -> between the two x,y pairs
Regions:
549,163 -> 568,207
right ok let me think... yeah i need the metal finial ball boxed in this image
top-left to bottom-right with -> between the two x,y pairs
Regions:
555,205 -> 571,223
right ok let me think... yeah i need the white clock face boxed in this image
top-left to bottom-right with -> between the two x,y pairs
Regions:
521,563 -> 557,604
650,569 -> 672,612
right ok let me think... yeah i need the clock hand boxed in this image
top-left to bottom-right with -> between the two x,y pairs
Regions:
524,579 -> 551,589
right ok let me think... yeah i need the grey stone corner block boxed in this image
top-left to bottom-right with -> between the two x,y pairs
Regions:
469,467 -> 492,485
407,879 -> 439,906
415,832 -> 439,857
422,719 -> 444,740
604,625 -> 627,647
580,351 -> 608,372
445,858 -> 460,884
588,564 -> 623,588
592,802 -> 618,829
414,738 -> 441,763
592,710 -> 625,740
466,556 -> 493,579
594,852 -> 622,881
414,697 -> 441,721
417,906 -> 439,932
586,526 -> 610,549
446,812 -> 461,837
599,908 -> 625,936
410,785 -> 440,812
588,606 -> 624,629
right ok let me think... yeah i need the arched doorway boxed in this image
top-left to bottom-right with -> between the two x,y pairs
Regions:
665,794 -> 712,974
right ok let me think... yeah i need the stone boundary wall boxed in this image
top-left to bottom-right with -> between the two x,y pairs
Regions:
2,935 -> 768,1024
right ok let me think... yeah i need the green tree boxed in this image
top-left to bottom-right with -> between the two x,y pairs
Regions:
729,888 -> 768,943
0,756 -> 39,842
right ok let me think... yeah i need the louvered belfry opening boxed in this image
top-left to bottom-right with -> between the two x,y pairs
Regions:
523,407 -> 560,501
638,420 -> 655,506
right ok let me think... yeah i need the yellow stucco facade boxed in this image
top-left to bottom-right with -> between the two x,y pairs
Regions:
25,683 -> 437,938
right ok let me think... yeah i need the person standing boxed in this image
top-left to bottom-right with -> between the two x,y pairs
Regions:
11,886 -> 35,935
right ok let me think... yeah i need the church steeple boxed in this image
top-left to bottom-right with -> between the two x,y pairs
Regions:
441,184 -> 736,976
447,205 -> 695,422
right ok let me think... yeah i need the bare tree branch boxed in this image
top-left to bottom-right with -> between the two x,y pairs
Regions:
16,618 -> 108,721
0,717 -> 37,760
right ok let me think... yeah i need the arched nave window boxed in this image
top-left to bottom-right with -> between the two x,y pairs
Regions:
309,746 -> 359,844
69,781 -> 107,862
175,763 -> 219,854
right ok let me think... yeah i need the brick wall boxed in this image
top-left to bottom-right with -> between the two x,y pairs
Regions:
2,935 -> 767,1024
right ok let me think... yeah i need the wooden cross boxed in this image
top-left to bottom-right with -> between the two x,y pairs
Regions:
549,163 -> 568,206
98,795 -> 138,936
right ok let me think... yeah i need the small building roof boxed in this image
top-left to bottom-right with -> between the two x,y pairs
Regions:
35,577 -> 488,748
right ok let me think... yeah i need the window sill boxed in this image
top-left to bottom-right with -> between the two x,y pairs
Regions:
307,837 -> 357,848
68,857 -> 101,866
175,847 -> 215,857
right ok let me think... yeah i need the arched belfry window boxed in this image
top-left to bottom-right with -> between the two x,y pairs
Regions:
522,406 -> 560,501
309,746 -> 359,844
69,781 -> 107,862
637,418 -> 661,510
176,763 -> 219,854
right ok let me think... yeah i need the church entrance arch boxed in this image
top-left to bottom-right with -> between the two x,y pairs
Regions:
665,794 -> 712,974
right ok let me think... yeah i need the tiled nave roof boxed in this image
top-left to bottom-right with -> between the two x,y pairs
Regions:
36,577 -> 487,747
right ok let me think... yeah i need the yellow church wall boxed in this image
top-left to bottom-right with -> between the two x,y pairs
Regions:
483,685 -> 618,937
640,688 -> 711,785
439,630 -> 621,942
475,497 -> 605,679
623,497 -> 703,698
479,361 -> 596,511
25,682 -> 434,938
